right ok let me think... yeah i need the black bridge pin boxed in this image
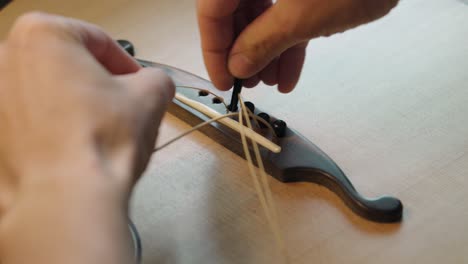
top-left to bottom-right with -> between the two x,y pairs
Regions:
272,120 -> 287,137
257,113 -> 270,128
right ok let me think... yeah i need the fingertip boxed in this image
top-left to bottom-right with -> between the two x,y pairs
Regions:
277,43 -> 307,94
227,4 -> 297,80
243,75 -> 260,88
228,52 -> 258,79
263,78 -> 278,87
277,72 -> 299,93
202,51 -> 234,91
212,76 -> 234,91
130,67 -> 175,105
150,68 -> 176,102
260,58 -> 279,86
277,83 -> 295,94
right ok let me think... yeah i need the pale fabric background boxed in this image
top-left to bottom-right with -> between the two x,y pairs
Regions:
1,1 -> 468,263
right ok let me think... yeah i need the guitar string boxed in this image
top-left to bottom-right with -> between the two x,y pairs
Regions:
239,97 -> 289,262
152,88 -> 287,261
154,111 -> 276,152
154,112 -> 238,152
244,104 -> 284,249
154,87 -> 277,152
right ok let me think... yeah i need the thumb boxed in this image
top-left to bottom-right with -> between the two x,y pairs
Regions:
116,67 -> 175,180
228,4 -> 300,78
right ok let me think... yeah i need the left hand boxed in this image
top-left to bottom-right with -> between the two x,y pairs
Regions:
0,12 -> 174,264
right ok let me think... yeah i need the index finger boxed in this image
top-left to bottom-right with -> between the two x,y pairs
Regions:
69,19 -> 141,75
197,0 -> 240,90
9,12 -> 140,75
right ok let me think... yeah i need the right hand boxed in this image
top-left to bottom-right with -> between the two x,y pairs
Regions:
197,0 -> 399,93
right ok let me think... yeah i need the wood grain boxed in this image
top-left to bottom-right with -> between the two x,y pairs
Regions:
1,0 -> 467,263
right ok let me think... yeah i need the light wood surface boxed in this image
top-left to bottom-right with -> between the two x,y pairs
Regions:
1,1 -> 468,263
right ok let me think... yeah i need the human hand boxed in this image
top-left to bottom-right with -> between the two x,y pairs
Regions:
0,12 -> 174,263
197,0 -> 398,93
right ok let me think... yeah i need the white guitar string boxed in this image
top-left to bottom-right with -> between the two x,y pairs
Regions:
155,88 -> 277,152
154,111 -> 278,152
152,89 -> 288,261
154,112 -> 238,152
174,93 -> 280,153
239,97 -> 289,263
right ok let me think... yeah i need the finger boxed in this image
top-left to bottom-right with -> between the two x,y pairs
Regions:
228,0 -> 399,79
10,12 -> 140,75
197,0 -> 240,90
77,27 -> 140,75
233,1 -> 272,89
360,0 -> 400,25
246,0 -> 273,20
237,0 -> 272,33
116,68 -> 175,178
243,75 -> 260,88
58,17 -> 140,75
308,0 -> 399,38
277,42 -> 308,93
119,68 -> 175,118
233,8 -> 249,36
259,57 -> 279,86
228,3 -> 300,79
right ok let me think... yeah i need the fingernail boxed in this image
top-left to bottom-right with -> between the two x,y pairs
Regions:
228,53 -> 255,78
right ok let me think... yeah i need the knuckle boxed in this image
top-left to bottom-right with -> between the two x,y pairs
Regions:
273,3 -> 312,41
13,11 -> 52,33
150,69 -> 175,99
151,68 -> 171,82
15,11 -> 49,25
9,12 -> 60,47
128,68 -> 175,112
